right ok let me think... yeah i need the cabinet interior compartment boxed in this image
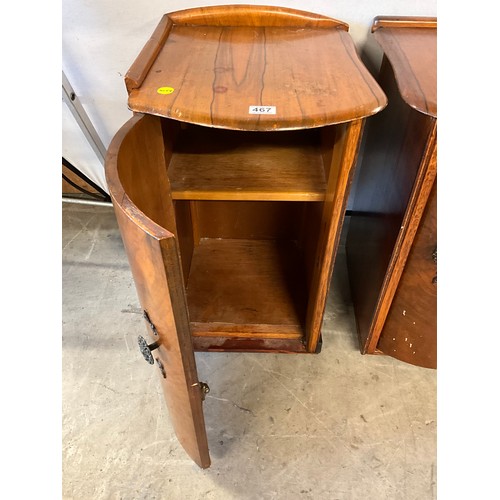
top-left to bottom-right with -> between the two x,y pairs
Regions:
168,123 -> 327,201
115,115 -> 347,351
174,200 -> 323,342
165,122 -> 333,345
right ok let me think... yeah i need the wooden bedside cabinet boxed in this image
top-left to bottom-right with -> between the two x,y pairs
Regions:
346,17 -> 437,369
105,5 -> 386,467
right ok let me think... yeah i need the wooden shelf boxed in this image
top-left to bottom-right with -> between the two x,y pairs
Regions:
186,238 -> 307,338
169,127 -> 326,201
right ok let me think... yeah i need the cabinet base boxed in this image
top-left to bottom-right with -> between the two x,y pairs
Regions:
192,336 -> 322,354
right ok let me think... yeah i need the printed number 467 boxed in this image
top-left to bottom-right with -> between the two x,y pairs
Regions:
249,105 -> 276,115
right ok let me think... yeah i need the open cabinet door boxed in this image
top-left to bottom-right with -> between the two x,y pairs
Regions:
105,114 -> 211,468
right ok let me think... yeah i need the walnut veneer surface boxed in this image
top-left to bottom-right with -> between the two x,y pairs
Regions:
372,17 -> 436,117
125,6 -> 386,130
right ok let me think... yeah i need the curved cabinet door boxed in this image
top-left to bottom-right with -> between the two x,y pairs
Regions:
105,113 -> 210,468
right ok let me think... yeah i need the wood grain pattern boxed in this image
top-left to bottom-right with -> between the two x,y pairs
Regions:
124,5 -> 347,92
191,323 -> 303,339
346,58 -> 435,354
125,6 -> 386,130
367,128 -> 436,352
169,5 -> 348,29
169,126 -> 326,201
186,238 -> 307,337
377,181 -> 437,368
105,113 -> 211,468
372,17 -> 436,117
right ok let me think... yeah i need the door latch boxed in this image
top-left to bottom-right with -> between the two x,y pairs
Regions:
192,382 -> 210,401
200,382 -> 210,400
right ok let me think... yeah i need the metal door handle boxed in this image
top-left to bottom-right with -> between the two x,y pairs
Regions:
137,335 -> 160,364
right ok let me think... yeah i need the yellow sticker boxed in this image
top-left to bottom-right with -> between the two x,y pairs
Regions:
157,86 -> 175,95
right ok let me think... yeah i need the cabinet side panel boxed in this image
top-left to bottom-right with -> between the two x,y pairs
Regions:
306,120 -> 364,352
298,126 -> 337,294
299,201 -> 324,293
346,58 -> 434,353
320,125 -> 336,180
377,181 -> 437,368
174,200 -> 195,284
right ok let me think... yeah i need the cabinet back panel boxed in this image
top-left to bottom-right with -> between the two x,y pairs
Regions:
168,125 -> 326,202
193,201 -> 305,241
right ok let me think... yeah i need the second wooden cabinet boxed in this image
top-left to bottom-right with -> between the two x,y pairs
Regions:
346,17 -> 437,369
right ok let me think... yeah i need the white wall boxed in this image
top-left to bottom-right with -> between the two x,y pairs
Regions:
62,1 -> 436,192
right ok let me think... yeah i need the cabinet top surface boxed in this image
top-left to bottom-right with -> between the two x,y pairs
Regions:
125,6 -> 387,131
372,17 -> 437,118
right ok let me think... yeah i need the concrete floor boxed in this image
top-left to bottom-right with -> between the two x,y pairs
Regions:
62,203 -> 436,500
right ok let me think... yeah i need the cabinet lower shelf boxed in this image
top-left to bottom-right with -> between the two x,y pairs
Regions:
186,238 -> 307,341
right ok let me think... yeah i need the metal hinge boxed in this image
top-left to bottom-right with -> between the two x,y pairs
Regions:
192,382 -> 210,401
